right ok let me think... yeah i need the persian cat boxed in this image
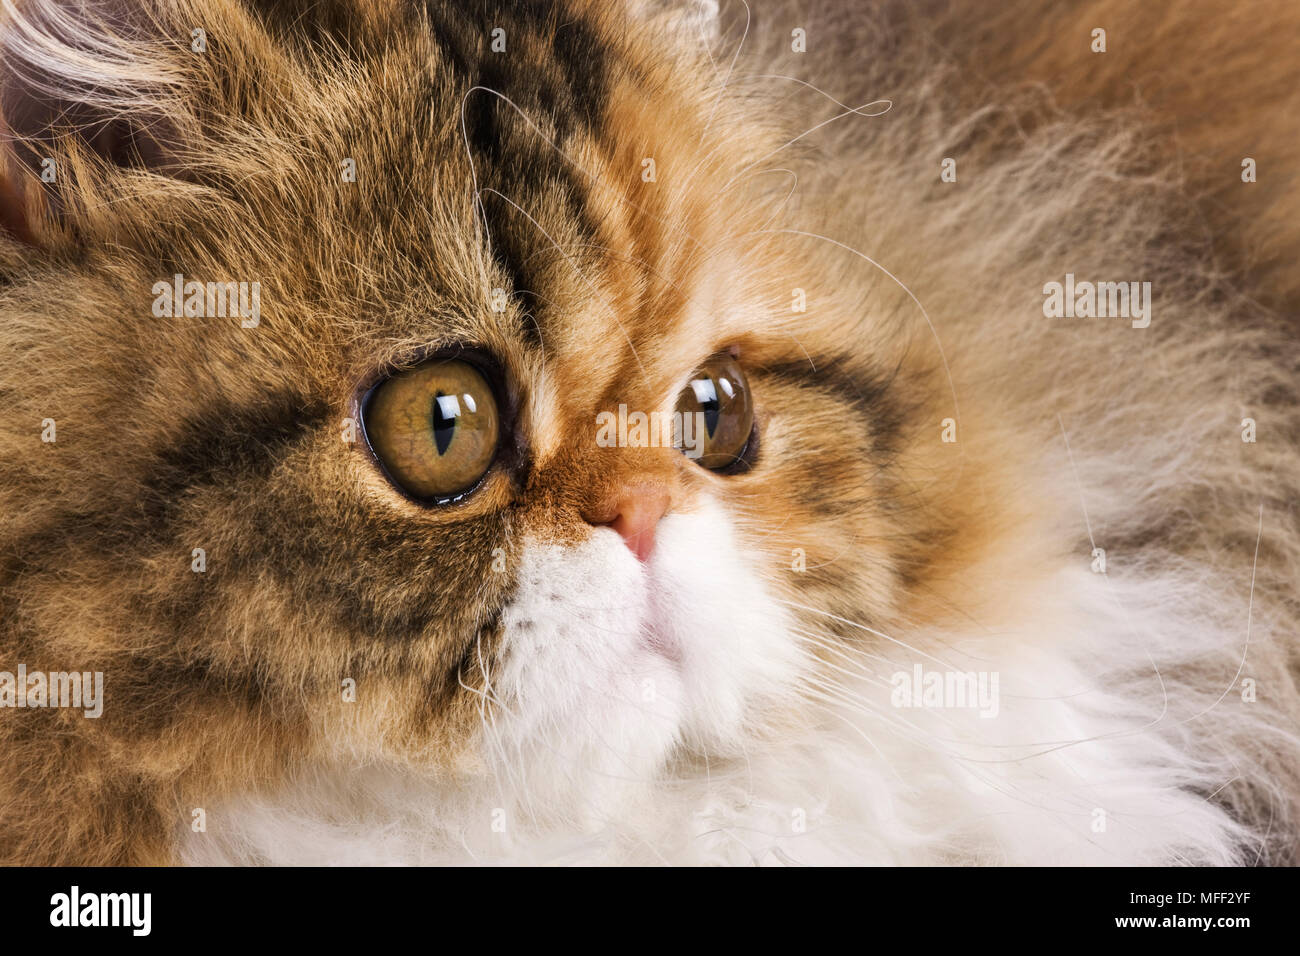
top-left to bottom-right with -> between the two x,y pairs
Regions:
1,0 -> 1298,865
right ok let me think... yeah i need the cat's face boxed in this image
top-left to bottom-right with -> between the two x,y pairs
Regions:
1,0 -> 926,829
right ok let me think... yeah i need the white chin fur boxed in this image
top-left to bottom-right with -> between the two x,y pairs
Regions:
179,499 -> 1267,866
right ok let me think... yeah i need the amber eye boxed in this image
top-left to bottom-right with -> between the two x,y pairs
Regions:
676,354 -> 755,472
361,358 -> 500,502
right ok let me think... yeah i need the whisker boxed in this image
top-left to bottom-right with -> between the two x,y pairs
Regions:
717,98 -> 891,195
699,0 -> 750,135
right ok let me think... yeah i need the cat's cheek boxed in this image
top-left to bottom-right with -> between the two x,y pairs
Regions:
646,499 -> 804,749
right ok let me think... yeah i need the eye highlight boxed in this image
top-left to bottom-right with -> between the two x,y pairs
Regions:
676,354 -> 755,472
361,358 -> 500,502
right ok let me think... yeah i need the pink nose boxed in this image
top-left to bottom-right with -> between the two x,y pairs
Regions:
585,485 -> 670,562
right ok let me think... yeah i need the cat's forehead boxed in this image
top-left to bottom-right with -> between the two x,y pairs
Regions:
9,0 -> 779,439
311,1 -> 757,410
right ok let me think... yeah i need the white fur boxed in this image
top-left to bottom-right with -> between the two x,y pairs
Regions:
0,0 -> 180,110
180,491 -> 1285,865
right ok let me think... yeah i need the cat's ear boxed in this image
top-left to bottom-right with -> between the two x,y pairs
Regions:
0,0 -> 181,246
629,0 -> 721,46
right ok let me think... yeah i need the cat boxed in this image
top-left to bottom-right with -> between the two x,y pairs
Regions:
1,0 -> 1298,866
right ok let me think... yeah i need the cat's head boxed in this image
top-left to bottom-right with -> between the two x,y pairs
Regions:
0,0 -> 942,848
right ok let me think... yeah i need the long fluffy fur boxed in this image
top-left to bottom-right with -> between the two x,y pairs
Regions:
2,0 -> 1298,865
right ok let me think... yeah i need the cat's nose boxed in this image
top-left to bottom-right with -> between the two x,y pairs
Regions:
583,484 -> 670,562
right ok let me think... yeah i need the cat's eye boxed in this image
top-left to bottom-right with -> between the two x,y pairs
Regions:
361,358 -> 500,502
676,354 -> 755,472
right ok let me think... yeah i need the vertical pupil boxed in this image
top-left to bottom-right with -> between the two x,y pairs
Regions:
691,377 -> 721,438
432,391 -> 459,455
